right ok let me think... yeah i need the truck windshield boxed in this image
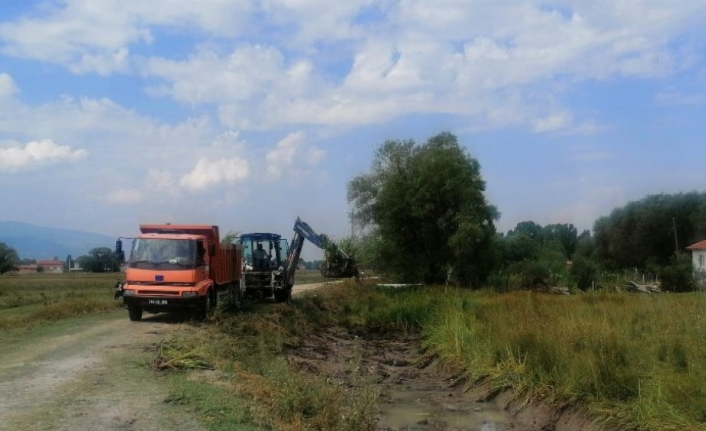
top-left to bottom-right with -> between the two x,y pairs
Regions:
129,239 -> 197,270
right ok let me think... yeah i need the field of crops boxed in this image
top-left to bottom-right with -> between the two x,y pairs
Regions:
0,273 -> 122,330
0,270 -> 325,332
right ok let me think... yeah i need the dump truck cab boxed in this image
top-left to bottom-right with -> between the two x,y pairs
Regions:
118,224 -> 243,321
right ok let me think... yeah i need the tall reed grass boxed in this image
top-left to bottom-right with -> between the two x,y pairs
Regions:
417,290 -> 706,430
293,283 -> 706,429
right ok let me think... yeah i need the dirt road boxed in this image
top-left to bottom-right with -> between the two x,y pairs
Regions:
0,282 -> 332,431
0,311 -> 208,431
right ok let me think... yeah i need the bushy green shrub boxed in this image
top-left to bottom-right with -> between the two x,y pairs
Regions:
658,254 -> 695,292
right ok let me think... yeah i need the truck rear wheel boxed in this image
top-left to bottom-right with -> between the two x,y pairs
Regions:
128,306 -> 143,321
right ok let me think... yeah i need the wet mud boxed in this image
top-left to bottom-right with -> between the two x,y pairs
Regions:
286,326 -> 511,430
286,325 -> 605,431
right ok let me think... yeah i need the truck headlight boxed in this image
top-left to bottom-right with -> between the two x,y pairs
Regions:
182,291 -> 198,298
123,289 -> 136,296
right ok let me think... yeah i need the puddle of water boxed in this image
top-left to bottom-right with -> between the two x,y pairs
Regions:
377,389 -> 510,430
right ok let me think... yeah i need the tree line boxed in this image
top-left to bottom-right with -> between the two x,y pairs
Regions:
347,132 -> 706,292
0,245 -> 120,275
4,131 -> 705,291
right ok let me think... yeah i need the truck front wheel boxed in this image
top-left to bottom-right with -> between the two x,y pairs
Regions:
128,306 -> 143,321
199,289 -> 213,320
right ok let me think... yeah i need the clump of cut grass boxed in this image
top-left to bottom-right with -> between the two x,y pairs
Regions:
153,338 -> 213,371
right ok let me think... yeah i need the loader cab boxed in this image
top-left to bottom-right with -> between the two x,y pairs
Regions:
240,233 -> 289,271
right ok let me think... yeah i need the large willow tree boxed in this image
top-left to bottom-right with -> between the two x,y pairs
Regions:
347,132 -> 498,286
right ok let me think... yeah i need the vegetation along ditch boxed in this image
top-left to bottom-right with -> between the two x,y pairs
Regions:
151,280 -> 706,431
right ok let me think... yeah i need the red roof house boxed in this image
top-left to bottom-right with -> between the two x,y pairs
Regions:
37,260 -> 64,273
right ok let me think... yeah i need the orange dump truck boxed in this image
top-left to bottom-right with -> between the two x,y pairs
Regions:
115,224 -> 244,321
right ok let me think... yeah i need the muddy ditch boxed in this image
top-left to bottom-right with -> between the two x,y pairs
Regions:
285,326 -> 603,431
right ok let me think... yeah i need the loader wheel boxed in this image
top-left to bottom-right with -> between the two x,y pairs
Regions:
128,306 -> 143,322
274,287 -> 291,303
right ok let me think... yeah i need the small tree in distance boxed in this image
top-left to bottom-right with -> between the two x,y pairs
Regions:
77,247 -> 120,272
0,242 -> 19,274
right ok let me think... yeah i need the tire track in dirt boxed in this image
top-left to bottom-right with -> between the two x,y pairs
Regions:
0,312 -> 205,431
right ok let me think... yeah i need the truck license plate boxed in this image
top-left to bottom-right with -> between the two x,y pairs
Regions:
148,299 -> 168,305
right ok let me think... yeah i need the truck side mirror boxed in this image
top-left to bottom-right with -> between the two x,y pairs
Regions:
115,239 -> 125,262
209,243 -> 216,257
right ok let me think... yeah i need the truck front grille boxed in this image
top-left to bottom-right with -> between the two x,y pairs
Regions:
138,290 -> 182,296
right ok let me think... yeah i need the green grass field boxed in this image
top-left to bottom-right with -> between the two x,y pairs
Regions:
0,273 -> 122,330
4,272 -> 705,430
292,269 -> 327,285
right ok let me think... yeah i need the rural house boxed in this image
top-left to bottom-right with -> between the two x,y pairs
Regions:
37,260 -> 64,274
17,264 -> 38,274
686,240 -> 706,284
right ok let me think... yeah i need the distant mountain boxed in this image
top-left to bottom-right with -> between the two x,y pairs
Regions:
0,221 -> 116,260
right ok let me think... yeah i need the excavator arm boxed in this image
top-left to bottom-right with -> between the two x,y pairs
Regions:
284,217 -> 360,288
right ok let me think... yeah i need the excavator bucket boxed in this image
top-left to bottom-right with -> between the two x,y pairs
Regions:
321,255 -> 362,284
290,217 -> 363,285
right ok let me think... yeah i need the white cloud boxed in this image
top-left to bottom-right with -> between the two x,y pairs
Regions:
532,113 -> 572,133
145,169 -> 175,193
267,131 -> 303,162
307,146 -> 326,165
4,1 -> 700,129
0,73 -> 19,98
179,157 -> 250,191
0,139 -> 87,171
265,132 -> 327,180
0,0 -> 254,74
104,188 -> 144,204
139,1 -> 704,130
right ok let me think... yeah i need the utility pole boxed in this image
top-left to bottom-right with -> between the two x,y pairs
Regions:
344,209 -> 355,239
673,217 -> 679,257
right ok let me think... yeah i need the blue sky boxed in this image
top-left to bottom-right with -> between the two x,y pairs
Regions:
1,0 -> 705,260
